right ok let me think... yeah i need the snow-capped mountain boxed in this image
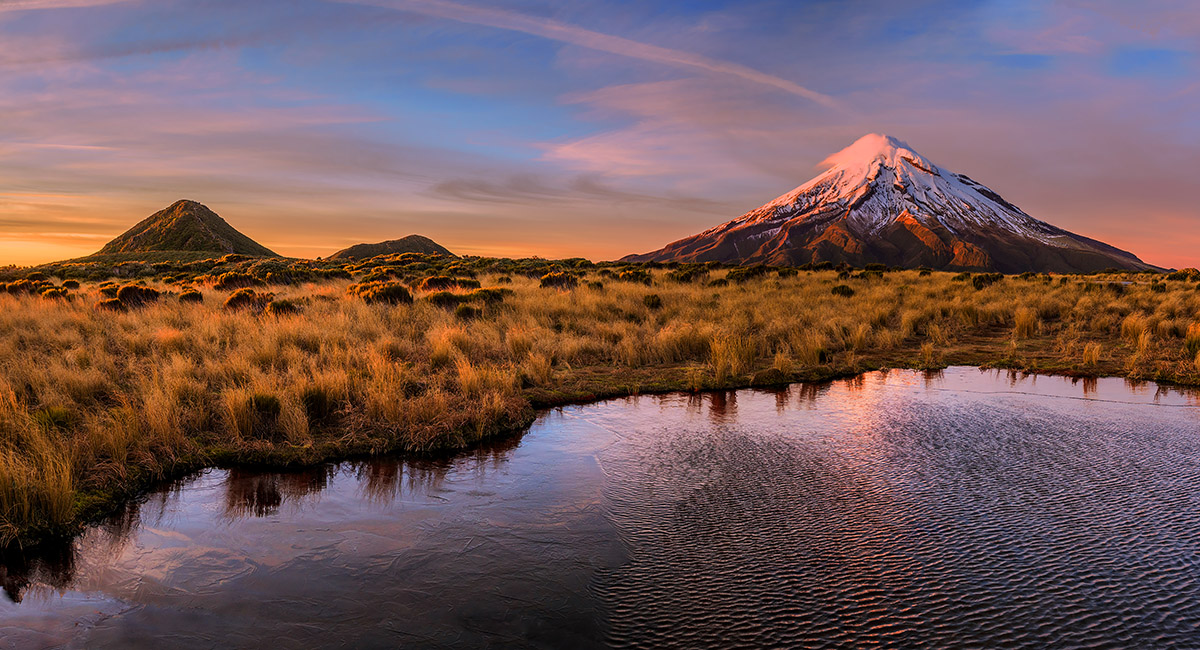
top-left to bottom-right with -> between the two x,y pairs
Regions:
624,134 -> 1157,272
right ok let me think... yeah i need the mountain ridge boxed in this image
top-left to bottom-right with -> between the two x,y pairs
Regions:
624,134 -> 1157,273
328,235 -> 453,260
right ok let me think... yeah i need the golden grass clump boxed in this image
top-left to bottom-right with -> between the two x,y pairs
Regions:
1013,307 -> 1040,339
1186,323 -> 1200,357
709,336 -> 756,385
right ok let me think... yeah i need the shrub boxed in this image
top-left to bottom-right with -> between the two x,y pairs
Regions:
972,273 -> 1003,290
539,272 -> 578,289
94,298 -> 125,312
1151,282 -> 1167,293
465,288 -> 512,304
918,269 -> 932,277
666,267 -> 709,283
726,266 -> 770,283
454,304 -> 480,320
5,280 -> 35,295
643,294 -> 663,310
248,260 -> 315,285
213,272 -> 264,290
587,281 -> 605,291
320,267 -> 353,281
831,285 -> 855,297
362,268 -> 394,283
40,287 -> 68,300
445,265 -> 477,278
116,284 -> 161,307
266,299 -> 303,316
951,272 -> 972,282
776,268 -> 798,278
179,289 -> 204,303
617,269 -> 652,285
426,291 -> 463,308
25,272 -> 47,282
348,281 -> 414,305
495,275 -> 513,284
418,275 -> 480,292
62,280 -> 80,289
224,289 -> 273,312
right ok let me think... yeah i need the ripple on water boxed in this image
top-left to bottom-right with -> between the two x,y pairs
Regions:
1,368 -> 1198,649
585,370 -> 1200,649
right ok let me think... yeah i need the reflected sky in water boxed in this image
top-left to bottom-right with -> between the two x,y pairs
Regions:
1,368 -> 1198,648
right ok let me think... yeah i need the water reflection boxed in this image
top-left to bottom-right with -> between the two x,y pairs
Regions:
223,467 -> 332,519
2,368 -> 1199,648
0,539 -> 75,604
922,368 -> 944,386
3,435 -> 527,606
793,380 -> 828,407
1072,375 -> 1099,394
706,390 -> 737,423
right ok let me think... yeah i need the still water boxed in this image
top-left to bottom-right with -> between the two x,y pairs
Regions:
3,367 -> 1200,648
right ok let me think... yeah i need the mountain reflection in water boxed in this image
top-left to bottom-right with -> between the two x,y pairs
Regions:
2,368 -> 1199,649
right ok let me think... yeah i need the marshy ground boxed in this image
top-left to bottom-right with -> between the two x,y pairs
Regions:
1,253 -> 1198,546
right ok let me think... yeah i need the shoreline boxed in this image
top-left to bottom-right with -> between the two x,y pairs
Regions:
2,265 -> 1197,555
9,358 -> 1195,554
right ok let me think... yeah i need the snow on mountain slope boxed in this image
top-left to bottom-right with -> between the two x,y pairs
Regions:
625,134 -> 1158,273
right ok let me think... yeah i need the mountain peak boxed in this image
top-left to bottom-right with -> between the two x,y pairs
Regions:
95,200 -> 278,258
625,135 -> 1158,273
168,198 -> 206,210
821,133 -> 936,175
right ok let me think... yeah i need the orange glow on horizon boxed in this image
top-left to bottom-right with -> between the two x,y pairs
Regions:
0,195 -> 1193,269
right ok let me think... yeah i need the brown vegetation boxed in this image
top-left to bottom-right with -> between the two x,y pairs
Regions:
0,262 -> 1198,547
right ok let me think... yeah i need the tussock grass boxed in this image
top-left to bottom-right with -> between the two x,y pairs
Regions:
0,266 -> 1198,546
1013,307 -> 1040,339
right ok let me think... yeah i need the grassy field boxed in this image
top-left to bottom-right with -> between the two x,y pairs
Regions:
1,256 -> 1199,546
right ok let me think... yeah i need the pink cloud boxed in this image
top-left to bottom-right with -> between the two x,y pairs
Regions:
336,0 -> 840,109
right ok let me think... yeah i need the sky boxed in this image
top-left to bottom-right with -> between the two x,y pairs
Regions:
1,0 -> 1197,267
